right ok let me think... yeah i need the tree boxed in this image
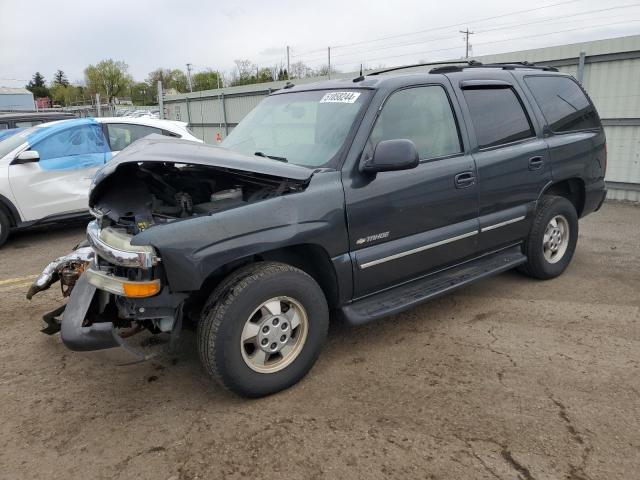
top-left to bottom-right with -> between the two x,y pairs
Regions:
53,70 -> 69,87
147,68 -> 188,92
313,64 -> 340,77
289,61 -> 312,79
49,83 -> 83,106
130,82 -> 150,105
26,72 -> 50,98
229,60 -> 278,87
84,59 -> 132,104
192,70 -> 222,91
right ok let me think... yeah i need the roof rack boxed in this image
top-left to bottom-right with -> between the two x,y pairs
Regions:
429,62 -> 558,73
368,60 -> 483,76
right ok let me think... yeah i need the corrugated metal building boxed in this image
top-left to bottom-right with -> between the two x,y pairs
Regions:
0,87 -> 35,111
164,34 -> 640,201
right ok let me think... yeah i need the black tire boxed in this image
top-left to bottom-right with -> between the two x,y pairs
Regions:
0,209 -> 10,248
197,262 -> 329,398
519,195 -> 578,280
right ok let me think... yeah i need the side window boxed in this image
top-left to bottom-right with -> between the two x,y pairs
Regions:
370,86 -> 461,160
462,87 -> 534,148
15,120 -> 42,128
107,124 -> 162,151
34,124 -> 109,169
524,76 -> 598,132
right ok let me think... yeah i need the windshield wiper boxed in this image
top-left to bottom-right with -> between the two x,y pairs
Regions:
254,151 -> 288,162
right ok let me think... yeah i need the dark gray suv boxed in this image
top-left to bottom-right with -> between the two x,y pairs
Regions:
30,61 -> 607,397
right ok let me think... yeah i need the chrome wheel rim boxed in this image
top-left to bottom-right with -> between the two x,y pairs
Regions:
240,296 -> 308,373
543,215 -> 570,264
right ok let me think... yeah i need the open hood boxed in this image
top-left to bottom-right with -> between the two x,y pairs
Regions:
89,135 -> 316,204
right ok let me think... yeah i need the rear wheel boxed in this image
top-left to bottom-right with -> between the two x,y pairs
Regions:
519,195 -> 578,279
197,262 -> 329,397
0,209 -> 10,248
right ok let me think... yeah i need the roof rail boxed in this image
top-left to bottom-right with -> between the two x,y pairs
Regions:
429,62 -> 558,73
368,60 -> 483,76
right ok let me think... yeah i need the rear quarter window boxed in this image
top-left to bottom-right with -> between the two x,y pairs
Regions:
524,76 -> 599,132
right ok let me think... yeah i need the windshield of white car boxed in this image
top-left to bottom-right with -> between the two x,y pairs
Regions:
222,89 -> 370,168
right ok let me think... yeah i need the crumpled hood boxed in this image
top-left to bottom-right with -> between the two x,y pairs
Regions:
89,134 -> 315,205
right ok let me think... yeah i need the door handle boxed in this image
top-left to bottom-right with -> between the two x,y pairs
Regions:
454,171 -> 475,188
528,156 -> 544,171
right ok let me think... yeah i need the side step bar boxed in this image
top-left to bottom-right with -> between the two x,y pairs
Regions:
341,245 -> 526,326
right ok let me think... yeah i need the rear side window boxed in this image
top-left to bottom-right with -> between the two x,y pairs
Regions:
524,76 -> 598,132
15,120 -> 42,128
370,85 -> 461,160
106,123 -> 162,151
463,87 -> 534,148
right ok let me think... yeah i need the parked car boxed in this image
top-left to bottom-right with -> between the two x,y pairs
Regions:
0,111 -> 76,130
0,117 -> 201,246
0,111 -> 78,141
29,62 -> 606,397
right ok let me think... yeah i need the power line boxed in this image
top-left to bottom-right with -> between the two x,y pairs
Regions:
290,0 -> 587,59
329,18 -> 640,68
297,3 -> 640,64
331,0 -> 586,49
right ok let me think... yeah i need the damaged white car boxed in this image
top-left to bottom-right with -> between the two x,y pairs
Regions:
0,117 -> 200,247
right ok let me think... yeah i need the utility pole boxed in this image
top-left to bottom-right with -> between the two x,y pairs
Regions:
460,28 -> 474,59
286,46 -> 290,80
186,63 -> 194,92
328,47 -> 331,80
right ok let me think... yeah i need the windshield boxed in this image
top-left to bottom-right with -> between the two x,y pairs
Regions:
222,89 -> 370,168
0,126 -> 41,158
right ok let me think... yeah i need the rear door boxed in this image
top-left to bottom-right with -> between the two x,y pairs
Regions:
344,83 -> 479,297
8,123 -> 110,220
454,78 -> 551,252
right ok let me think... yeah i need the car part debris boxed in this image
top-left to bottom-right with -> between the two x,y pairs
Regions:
26,245 -> 93,300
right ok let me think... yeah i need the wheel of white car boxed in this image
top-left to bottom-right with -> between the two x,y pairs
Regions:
197,262 -> 329,397
0,209 -> 10,248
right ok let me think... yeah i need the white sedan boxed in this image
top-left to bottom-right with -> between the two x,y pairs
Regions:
0,117 -> 201,247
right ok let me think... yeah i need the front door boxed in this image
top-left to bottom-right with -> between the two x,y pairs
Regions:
344,84 -> 479,297
8,123 -> 110,221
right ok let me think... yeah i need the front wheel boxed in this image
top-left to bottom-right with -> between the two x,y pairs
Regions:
197,262 -> 329,397
0,209 -> 10,248
519,195 -> 579,280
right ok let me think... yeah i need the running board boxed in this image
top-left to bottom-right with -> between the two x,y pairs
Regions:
341,245 -> 526,326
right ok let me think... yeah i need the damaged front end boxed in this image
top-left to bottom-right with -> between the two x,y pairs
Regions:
28,137 -> 312,360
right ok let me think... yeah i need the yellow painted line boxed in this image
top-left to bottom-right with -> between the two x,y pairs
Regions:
0,281 -> 35,292
0,274 -> 38,286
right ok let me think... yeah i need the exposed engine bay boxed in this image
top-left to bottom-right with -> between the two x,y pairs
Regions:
93,162 -> 305,234
26,161 -> 309,355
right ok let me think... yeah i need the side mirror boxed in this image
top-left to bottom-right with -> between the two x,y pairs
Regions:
13,150 -> 40,164
362,139 -> 419,173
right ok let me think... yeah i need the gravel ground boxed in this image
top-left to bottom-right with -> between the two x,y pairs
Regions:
0,202 -> 638,480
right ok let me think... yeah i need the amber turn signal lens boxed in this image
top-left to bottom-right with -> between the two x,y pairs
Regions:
123,280 -> 161,298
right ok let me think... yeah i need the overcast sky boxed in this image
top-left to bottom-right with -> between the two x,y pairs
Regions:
1,0 -> 639,87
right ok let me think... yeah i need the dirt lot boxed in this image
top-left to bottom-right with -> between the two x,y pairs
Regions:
0,202 -> 638,480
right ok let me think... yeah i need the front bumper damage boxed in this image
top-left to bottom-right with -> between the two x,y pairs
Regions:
27,222 -> 187,361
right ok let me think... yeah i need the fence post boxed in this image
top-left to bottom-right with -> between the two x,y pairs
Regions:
158,80 -> 164,119
95,93 -> 101,117
221,92 -> 229,136
577,51 -> 586,83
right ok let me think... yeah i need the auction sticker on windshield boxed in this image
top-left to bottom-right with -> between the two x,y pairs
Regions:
319,91 -> 361,103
